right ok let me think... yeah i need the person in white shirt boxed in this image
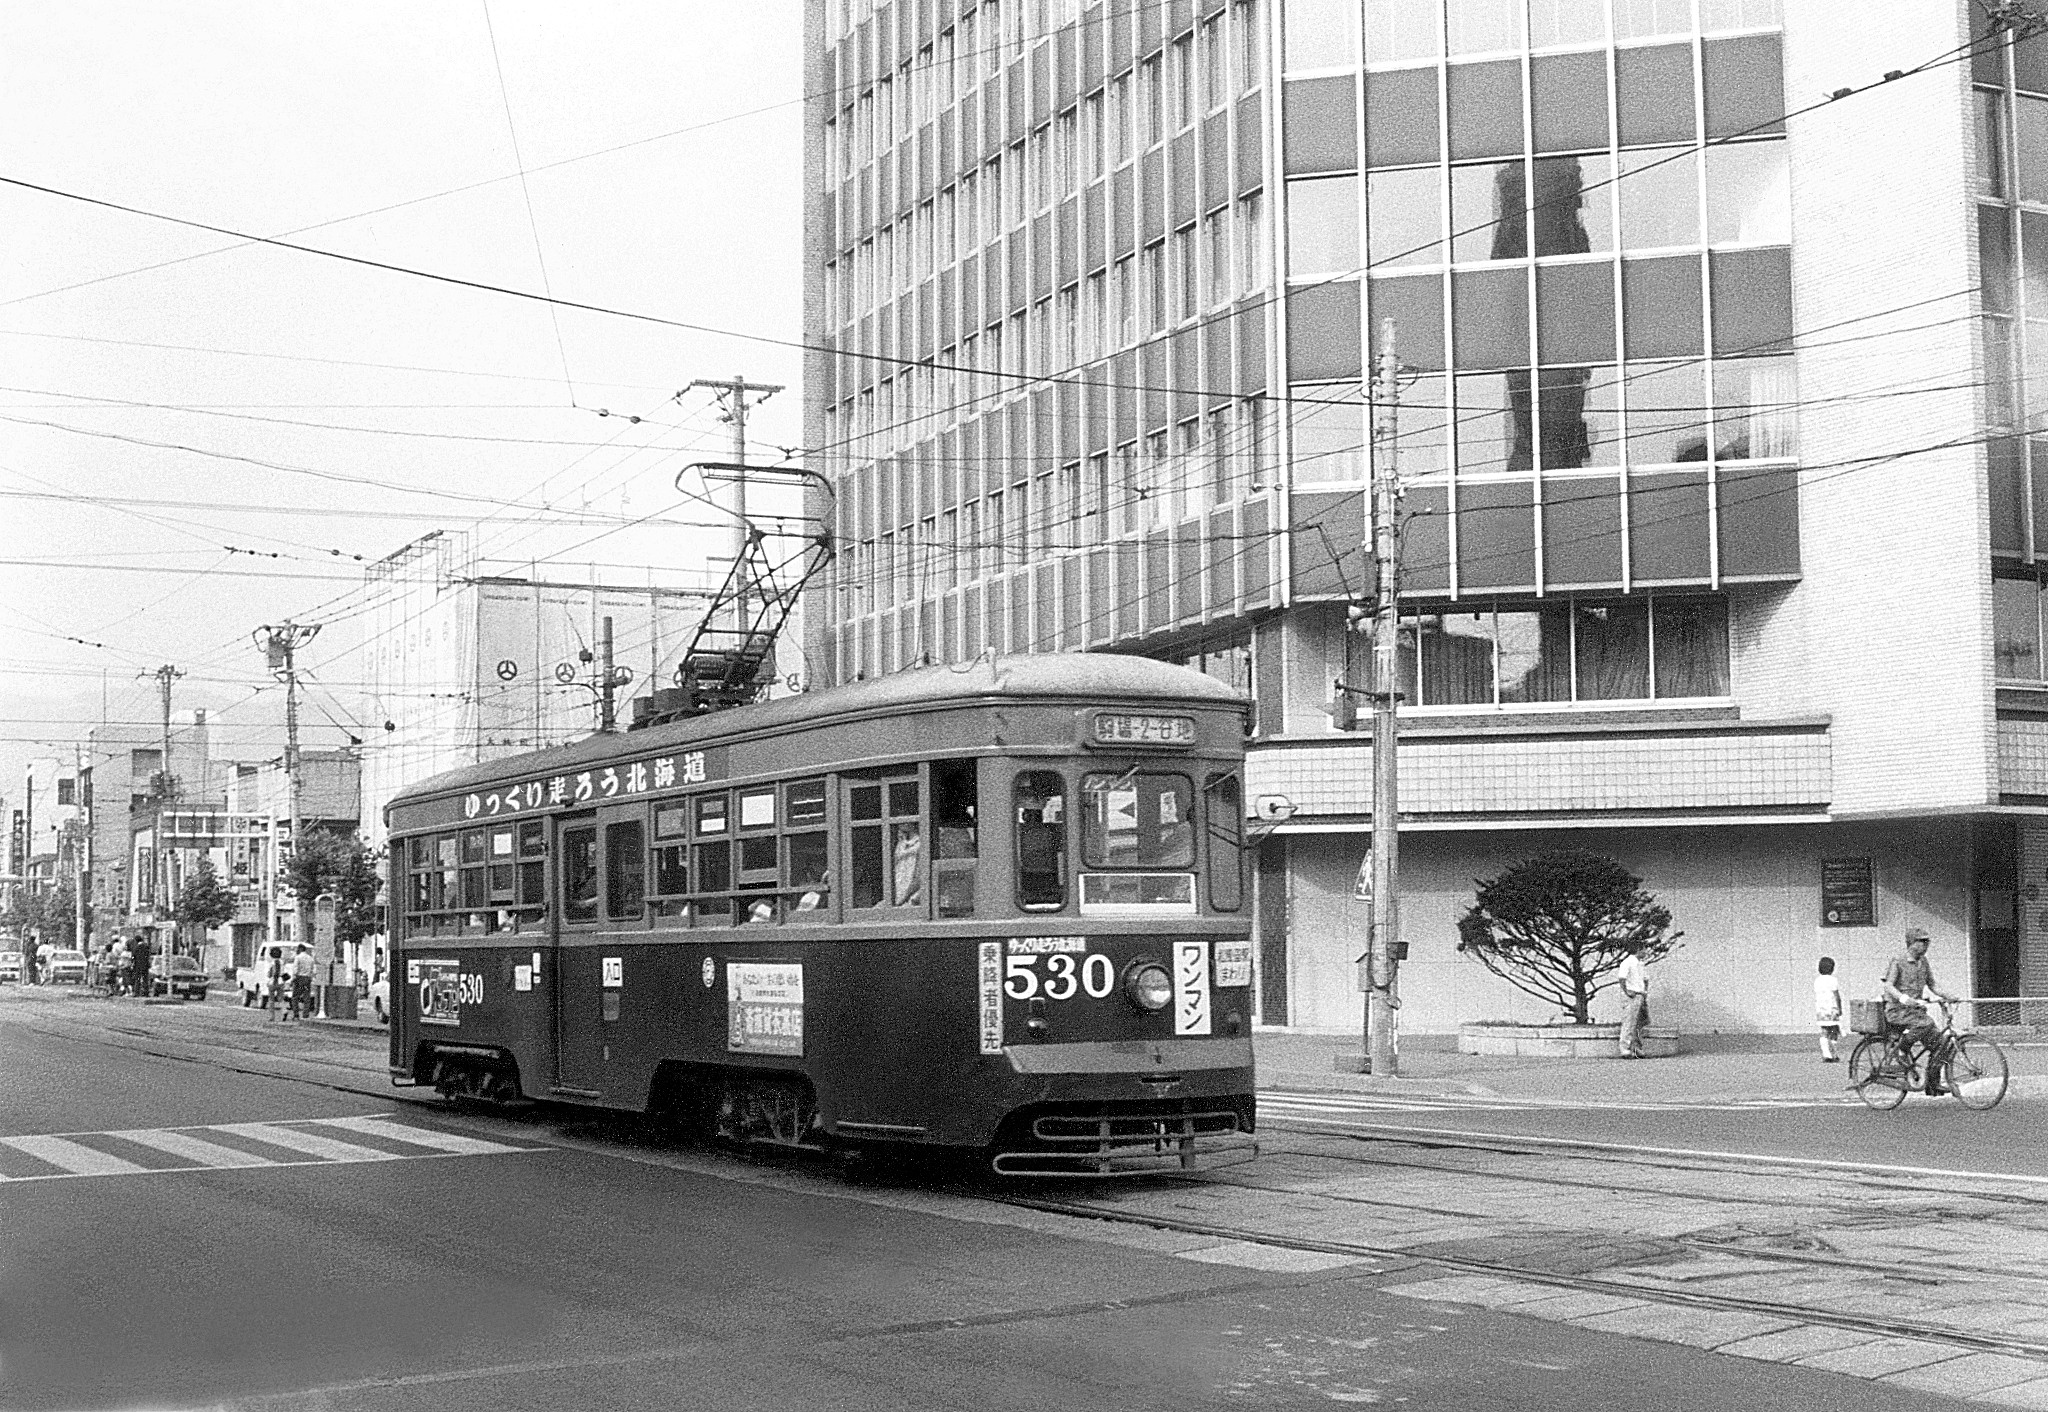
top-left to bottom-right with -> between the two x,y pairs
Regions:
1814,956 -> 1844,1063
1617,951 -> 1650,1058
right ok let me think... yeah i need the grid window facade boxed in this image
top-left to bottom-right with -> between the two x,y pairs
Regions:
1975,12 -> 2048,563
1277,0 -> 1798,600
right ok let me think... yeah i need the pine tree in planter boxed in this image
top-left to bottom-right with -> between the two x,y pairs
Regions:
1455,851 -> 1681,1024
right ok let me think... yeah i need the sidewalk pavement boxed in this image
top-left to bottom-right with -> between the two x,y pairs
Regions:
1251,1029 -> 2048,1104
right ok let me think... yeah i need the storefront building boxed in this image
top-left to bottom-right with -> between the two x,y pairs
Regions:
801,0 -> 2036,1032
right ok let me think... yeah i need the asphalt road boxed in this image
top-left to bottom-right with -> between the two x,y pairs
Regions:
0,1022 -> 1979,1411
1258,1087 -> 2048,1182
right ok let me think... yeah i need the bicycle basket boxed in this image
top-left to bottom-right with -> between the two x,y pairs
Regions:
1848,1000 -> 1887,1036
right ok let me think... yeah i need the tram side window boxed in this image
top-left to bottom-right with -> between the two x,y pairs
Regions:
459,829 -> 488,910
932,759 -> 978,916
516,820 -> 547,913
650,803 -> 689,920
487,828 -> 516,905
736,788 -> 778,924
562,824 -> 600,924
786,778 -> 829,914
1015,771 -> 1067,910
692,793 -> 732,926
1205,772 -> 1245,912
849,775 -> 921,909
437,835 -> 459,925
605,818 -> 646,922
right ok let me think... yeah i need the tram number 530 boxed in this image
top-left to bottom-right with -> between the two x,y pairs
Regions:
1005,952 -> 1115,1000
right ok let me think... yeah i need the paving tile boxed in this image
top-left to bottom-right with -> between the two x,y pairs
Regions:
1176,1240 -> 1369,1273
1380,1275 -> 1541,1307
1794,1337 -> 1969,1378
1981,1376 -> 2048,1409
1568,1303 -> 1798,1350
1496,1290 -> 1650,1321
1718,1324 -> 1881,1363
1606,1256 -> 1789,1284
1883,1352 -> 2048,1398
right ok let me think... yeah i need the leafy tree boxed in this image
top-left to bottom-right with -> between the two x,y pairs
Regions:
172,862 -> 237,953
285,830 -> 384,958
1455,850 -> 1682,1024
4,878 -> 78,950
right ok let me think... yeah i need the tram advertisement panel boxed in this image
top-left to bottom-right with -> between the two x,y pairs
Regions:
410,957 -> 470,1028
727,962 -> 804,1056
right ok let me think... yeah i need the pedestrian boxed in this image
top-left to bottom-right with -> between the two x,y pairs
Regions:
261,946 -> 285,1017
130,935 -> 153,999
1617,949 -> 1650,1059
34,939 -> 54,985
110,940 -> 130,996
1883,926 -> 1957,1097
1814,956 -> 1844,1062
290,942 -> 315,1020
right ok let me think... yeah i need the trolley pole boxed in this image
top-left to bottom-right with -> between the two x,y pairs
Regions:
687,376 -> 784,633
1366,317 -> 1404,1078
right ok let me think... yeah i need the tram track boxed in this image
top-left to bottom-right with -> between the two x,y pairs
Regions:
985,1185 -> 2048,1365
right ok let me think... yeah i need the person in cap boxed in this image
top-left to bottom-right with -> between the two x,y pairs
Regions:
289,942 -> 316,1020
1882,927 -> 1957,1096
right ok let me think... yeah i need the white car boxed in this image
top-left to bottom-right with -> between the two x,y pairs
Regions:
0,952 -> 20,983
46,950 -> 87,984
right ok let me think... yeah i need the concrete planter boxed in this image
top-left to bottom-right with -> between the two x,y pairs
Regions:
1458,1022 -> 1679,1058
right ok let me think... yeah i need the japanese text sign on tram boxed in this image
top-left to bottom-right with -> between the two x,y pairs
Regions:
460,746 -> 724,822
1090,711 -> 1195,747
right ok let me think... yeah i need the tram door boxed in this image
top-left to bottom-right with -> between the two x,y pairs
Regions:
552,812 -> 606,1094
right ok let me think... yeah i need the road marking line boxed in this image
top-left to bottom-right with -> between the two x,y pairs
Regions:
310,1115 -> 525,1156
106,1128 -> 275,1169
0,1134 -> 146,1177
208,1122 -> 404,1164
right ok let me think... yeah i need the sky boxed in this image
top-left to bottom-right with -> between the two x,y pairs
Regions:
0,2 -> 807,850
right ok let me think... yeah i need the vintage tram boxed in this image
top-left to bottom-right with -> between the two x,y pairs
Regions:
384,652 -> 1257,1175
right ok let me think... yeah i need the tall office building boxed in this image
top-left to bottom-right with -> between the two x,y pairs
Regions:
802,0 -> 2042,1034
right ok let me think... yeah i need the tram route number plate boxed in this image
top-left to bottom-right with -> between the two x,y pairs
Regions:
727,962 -> 804,1056
413,958 -> 480,1028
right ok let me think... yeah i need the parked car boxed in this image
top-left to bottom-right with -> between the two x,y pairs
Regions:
46,950 -> 87,984
0,951 -> 20,983
154,954 -> 210,1000
366,975 -> 389,1024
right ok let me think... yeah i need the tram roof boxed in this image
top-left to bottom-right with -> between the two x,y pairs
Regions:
388,652 -> 1243,813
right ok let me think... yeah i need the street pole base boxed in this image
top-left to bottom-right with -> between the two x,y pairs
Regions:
1334,1052 -> 1373,1074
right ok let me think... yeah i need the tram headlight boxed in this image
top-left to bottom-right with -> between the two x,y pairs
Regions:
1123,960 -> 1173,1012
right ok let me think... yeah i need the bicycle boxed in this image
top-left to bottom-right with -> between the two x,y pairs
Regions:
1848,1000 -> 2010,1111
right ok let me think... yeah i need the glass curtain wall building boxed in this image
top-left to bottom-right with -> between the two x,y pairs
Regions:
804,0 -> 2040,1034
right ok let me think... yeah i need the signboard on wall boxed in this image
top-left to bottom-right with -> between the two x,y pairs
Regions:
1821,857 -> 1875,927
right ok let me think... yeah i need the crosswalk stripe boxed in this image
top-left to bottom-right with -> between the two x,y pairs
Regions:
106,1128 -> 276,1169
312,1115 -> 523,1156
1,1134 -> 147,1177
209,1122 -> 405,1164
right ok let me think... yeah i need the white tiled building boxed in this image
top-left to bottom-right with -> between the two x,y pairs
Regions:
802,0 -> 2045,1033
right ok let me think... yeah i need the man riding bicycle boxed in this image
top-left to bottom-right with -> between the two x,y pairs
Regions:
1882,927 -> 1958,1097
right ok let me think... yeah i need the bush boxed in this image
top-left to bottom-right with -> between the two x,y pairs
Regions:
1455,850 -> 1681,1024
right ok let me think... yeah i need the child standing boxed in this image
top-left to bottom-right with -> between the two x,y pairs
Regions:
1815,956 -> 1844,1063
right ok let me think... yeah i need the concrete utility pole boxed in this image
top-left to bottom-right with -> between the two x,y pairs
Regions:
253,623 -> 320,949
73,743 -> 87,951
1365,318 -> 1405,1078
143,664 -> 181,938
687,376 -> 783,629
599,615 -> 619,733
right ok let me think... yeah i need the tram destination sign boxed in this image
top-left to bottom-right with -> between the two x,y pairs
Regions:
1090,711 -> 1195,747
